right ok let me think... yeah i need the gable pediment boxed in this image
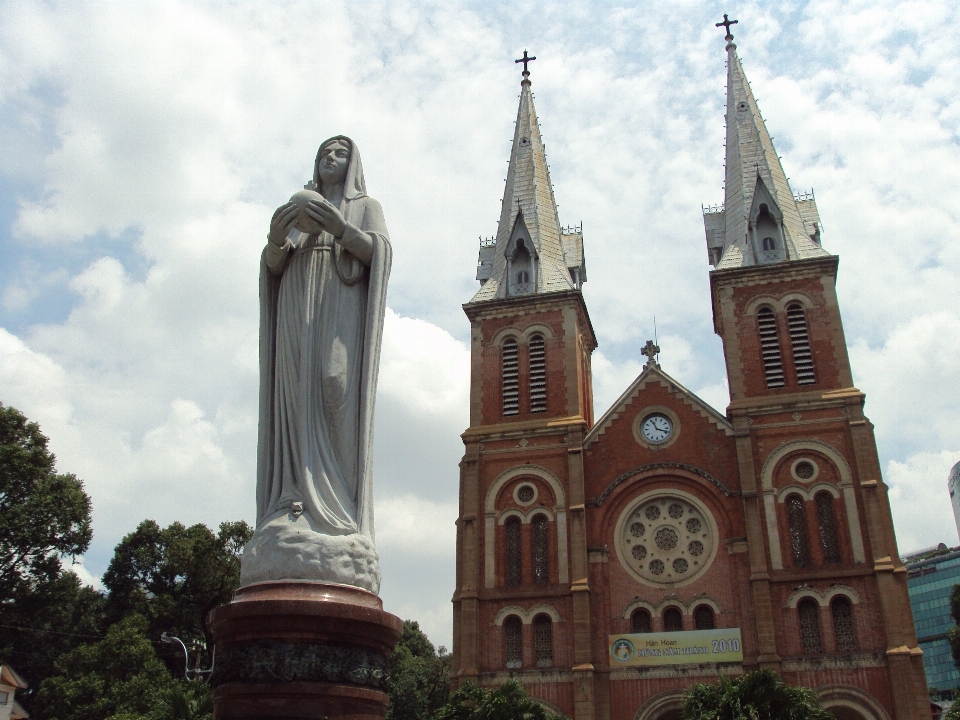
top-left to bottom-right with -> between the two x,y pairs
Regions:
583,366 -> 732,449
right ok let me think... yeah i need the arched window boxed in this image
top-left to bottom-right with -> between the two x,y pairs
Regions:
762,237 -> 776,251
532,514 -> 549,585
798,599 -> 823,654
693,605 -> 715,630
757,306 -> 785,388
502,339 -> 519,416
505,517 -> 522,586
517,270 -> 530,283
663,607 -> 683,632
504,616 -> 523,669
528,334 -> 547,413
785,494 -> 811,567
533,614 -> 553,667
786,303 -> 816,385
631,608 -> 652,633
815,491 -> 841,564
831,597 -> 856,652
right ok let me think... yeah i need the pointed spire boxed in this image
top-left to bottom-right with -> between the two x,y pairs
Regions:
470,55 -> 585,302
704,20 -> 829,269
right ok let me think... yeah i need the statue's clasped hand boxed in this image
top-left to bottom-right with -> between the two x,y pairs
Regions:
304,198 -> 347,239
269,201 -> 299,246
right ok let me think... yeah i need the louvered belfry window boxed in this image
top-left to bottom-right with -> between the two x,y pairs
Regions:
798,599 -> 823,654
502,339 -> 519,416
504,616 -> 522,668
831,597 -> 856,652
632,609 -> 652,633
787,303 -> 816,384
534,615 -> 553,667
785,494 -> 811,567
532,514 -> 549,584
505,517 -> 522,586
757,306 -> 785,388
529,334 -> 547,412
815,492 -> 841,564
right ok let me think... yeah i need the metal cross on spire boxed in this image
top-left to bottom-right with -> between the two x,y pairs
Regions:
716,13 -> 738,38
515,50 -> 536,77
641,340 -> 660,368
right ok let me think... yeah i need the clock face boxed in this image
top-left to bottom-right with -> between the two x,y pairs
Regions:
641,413 -> 673,444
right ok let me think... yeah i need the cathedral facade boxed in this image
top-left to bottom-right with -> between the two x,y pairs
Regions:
450,32 -> 930,720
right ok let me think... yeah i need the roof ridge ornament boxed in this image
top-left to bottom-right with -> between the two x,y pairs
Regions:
641,340 -> 660,369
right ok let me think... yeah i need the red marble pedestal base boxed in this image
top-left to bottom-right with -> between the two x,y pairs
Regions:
208,582 -> 403,720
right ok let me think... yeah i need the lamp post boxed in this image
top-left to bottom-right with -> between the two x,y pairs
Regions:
160,632 -> 191,679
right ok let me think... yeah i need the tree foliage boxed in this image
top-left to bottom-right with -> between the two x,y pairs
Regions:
35,615 -> 175,720
387,620 -> 450,720
434,680 -> 562,720
146,682 -> 213,720
0,403 -> 92,599
103,518 -> 253,663
681,669 -> 833,720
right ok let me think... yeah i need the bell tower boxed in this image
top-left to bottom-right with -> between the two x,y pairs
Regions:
704,24 -> 929,719
452,54 -> 598,716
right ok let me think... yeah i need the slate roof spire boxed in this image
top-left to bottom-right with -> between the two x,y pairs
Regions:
703,23 -> 829,269
471,56 -> 586,302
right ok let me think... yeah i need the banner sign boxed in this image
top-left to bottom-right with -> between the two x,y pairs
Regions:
609,628 -> 743,667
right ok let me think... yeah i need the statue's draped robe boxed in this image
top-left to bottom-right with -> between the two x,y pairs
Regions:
256,148 -> 390,548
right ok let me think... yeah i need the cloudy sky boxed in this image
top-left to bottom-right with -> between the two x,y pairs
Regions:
2,0 -> 960,648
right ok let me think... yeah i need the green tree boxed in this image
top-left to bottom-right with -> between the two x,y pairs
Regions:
35,614 -> 175,720
146,682 -> 213,720
387,620 -> 450,720
681,669 -> 833,720
0,403 -> 92,599
103,518 -> 252,669
435,679 -> 562,720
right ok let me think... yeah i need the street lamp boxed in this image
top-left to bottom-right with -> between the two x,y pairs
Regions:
160,632 -> 191,679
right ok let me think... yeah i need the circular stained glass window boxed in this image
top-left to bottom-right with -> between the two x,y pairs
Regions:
517,484 -> 535,503
795,461 -> 815,480
616,493 -> 717,587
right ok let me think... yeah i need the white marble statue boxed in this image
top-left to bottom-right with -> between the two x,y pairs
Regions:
240,136 -> 391,593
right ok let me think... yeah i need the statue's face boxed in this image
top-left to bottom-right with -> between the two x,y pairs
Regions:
318,140 -> 350,186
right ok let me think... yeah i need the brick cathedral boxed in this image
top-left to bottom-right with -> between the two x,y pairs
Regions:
450,29 -> 930,720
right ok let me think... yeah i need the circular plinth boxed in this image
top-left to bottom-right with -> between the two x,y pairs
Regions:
208,582 -> 402,720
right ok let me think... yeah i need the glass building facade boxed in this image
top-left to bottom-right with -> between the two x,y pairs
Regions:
906,548 -> 960,695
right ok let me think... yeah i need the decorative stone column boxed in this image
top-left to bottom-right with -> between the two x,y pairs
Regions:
208,582 -> 402,719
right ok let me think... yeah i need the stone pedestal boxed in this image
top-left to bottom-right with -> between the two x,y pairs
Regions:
208,582 -> 402,720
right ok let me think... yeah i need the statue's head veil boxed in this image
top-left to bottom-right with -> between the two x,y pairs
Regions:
314,135 -> 366,202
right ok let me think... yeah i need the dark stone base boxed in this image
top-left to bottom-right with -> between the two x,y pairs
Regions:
208,582 -> 402,720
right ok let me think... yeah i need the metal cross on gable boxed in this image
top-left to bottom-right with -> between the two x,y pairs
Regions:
515,50 -> 536,77
716,13 -> 738,38
641,339 -> 660,367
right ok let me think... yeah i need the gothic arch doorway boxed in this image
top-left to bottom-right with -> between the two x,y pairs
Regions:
817,685 -> 891,720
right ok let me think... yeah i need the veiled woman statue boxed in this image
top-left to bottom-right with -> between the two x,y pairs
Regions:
240,136 -> 391,594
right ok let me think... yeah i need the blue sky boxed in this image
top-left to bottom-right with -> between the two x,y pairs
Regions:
2,0 -> 960,648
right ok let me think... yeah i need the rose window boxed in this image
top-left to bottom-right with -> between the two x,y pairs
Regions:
517,484 -> 535,503
618,493 -> 716,586
655,527 -> 678,551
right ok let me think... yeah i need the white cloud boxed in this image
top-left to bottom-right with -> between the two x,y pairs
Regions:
887,450 -> 960,553
2,0 -> 960,653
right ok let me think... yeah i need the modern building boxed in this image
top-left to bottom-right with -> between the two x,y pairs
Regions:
948,462 -> 960,542
904,546 -> 960,698
451,24 -> 929,720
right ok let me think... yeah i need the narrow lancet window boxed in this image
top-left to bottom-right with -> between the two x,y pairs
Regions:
831,597 -> 856,652
798,599 -> 823,654
785,494 -> 811,567
534,615 -> 553,667
502,339 -> 519,416
505,517 -> 521,586
529,334 -> 547,412
757,306 -> 785,388
787,303 -> 816,385
504,616 -> 523,668
815,491 -> 841,564
631,609 -> 651,633
532,514 -> 549,584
